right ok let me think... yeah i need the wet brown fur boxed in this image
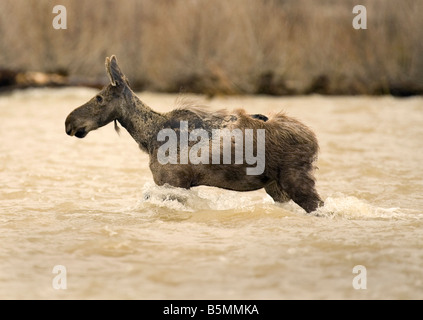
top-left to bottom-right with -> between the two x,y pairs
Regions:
65,56 -> 323,213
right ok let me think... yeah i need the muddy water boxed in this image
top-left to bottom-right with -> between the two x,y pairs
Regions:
0,88 -> 422,299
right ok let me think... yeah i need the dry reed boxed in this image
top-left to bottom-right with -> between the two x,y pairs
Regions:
0,0 -> 422,95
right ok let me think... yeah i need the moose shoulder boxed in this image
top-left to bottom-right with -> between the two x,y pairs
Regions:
65,55 -> 323,213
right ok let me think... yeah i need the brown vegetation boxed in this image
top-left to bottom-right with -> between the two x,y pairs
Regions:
0,0 -> 422,95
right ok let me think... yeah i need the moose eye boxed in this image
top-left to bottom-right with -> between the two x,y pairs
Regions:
96,95 -> 103,103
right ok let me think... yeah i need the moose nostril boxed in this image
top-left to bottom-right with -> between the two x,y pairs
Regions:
66,128 -> 72,135
75,128 -> 87,138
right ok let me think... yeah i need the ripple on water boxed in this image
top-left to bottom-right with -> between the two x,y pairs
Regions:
1,90 -> 422,299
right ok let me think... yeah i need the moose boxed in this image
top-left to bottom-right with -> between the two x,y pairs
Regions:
65,56 -> 324,213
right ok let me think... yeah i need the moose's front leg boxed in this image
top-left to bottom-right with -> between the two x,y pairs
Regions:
149,161 -> 194,189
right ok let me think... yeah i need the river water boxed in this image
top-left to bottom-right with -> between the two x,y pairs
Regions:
0,88 -> 422,299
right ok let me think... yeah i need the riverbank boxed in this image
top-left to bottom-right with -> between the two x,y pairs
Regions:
1,68 -> 422,97
1,0 -> 422,97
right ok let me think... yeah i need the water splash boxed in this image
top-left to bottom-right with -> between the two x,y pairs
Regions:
138,182 -> 273,213
137,184 -> 410,221
315,193 -> 405,220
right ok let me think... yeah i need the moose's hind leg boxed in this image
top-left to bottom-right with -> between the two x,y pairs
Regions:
265,181 -> 290,203
281,169 -> 324,213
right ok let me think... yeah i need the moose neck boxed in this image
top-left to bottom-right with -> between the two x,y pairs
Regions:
117,90 -> 166,153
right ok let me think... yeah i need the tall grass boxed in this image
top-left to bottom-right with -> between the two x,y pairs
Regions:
0,0 -> 422,94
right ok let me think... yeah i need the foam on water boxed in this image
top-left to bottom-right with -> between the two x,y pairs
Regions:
135,183 -> 410,221
138,182 -> 274,213
316,193 -> 410,220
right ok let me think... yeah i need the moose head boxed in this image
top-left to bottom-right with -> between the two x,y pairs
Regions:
65,56 -> 130,138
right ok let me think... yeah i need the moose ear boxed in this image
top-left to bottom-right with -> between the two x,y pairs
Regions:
105,55 -> 126,87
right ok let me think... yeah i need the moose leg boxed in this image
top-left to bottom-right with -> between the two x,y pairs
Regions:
150,161 -> 194,189
265,181 -> 290,203
280,169 -> 324,213
146,164 -> 194,204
